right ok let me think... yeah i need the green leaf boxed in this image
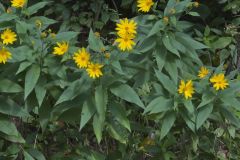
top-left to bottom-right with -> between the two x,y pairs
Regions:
88,29 -> 105,52
196,104 -> 213,129
0,96 -> 28,117
55,31 -> 79,41
220,107 -> 240,126
197,92 -> 215,108
183,100 -> 194,114
24,151 -> 35,160
95,86 -> 108,120
16,61 -> 32,74
110,84 -> 145,109
27,149 -> 46,160
55,77 -> 91,105
0,13 -> 18,22
109,102 -> 131,131
160,112 -> 176,139
212,37 -> 232,50
80,100 -> 95,131
0,79 -> 23,93
148,20 -> 164,37
93,114 -> 104,143
0,116 -> 25,143
155,71 -> 177,95
144,97 -> 172,114
35,80 -> 46,107
27,2 -> 51,15
164,58 -> 178,85
175,32 -> 208,50
25,64 -> 40,100
162,34 -> 180,57
188,12 -> 200,16
107,121 -> 128,144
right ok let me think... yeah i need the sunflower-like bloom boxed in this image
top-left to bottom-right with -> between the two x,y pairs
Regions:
116,18 -> 137,37
1,28 -> 17,45
137,0 -> 154,12
53,42 -> 69,55
0,48 -> 12,64
73,48 -> 90,68
210,73 -> 229,90
11,0 -> 26,8
115,34 -> 136,51
198,67 -> 209,78
178,80 -> 194,99
86,63 -> 104,79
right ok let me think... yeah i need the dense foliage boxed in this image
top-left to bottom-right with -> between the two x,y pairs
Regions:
0,0 -> 239,159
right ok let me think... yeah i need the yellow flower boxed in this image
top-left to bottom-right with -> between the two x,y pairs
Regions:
53,42 -> 69,55
137,0 -> 154,12
0,48 -> 12,64
73,48 -> 90,68
178,80 -> 194,99
210,73 -> 229,91
116,18 -> 137,37
198,67 -> 209,78
1,28 -> 17,45
11,0 -> 25,8
86,63 -> 104,79
115,34 -> 135,51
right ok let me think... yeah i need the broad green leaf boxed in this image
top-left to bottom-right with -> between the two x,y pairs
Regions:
55,77 -> 91,105
220,107 -> 240,126
95,86 -> 108,120
0,96 -> 28,117
153,45 -> 167,71
25,64 -> 40,100
196,104 -> 213,129
109,102 -> 131,131
197,92 -> 215,108
164,58 -> 178,85
183,100 -> 194,114
35,78 -> 46,107
0,13 -> 17,22
162,34 -> 180,57
0,79 -> 23,93
188,12 -> 200,16
16,61 -> 32,74
55,31 -> 79,41
155,71 -> 177,95
144,97 -> 172,114
107,121 -> 128,144
0,116 -> 24,140
88,29 -> 105,52
28,16 -> 57,29
27,2 -> 51,16
175,32 -> 208,50
160,112 -> 176,139
110,84 -> 145,109
148,20 -> 164,37
24,151 -> 35,160
27,149 -> 46,160
212,37 -> 232,50
80,100 -> 95,131
93,114 -> 104,143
